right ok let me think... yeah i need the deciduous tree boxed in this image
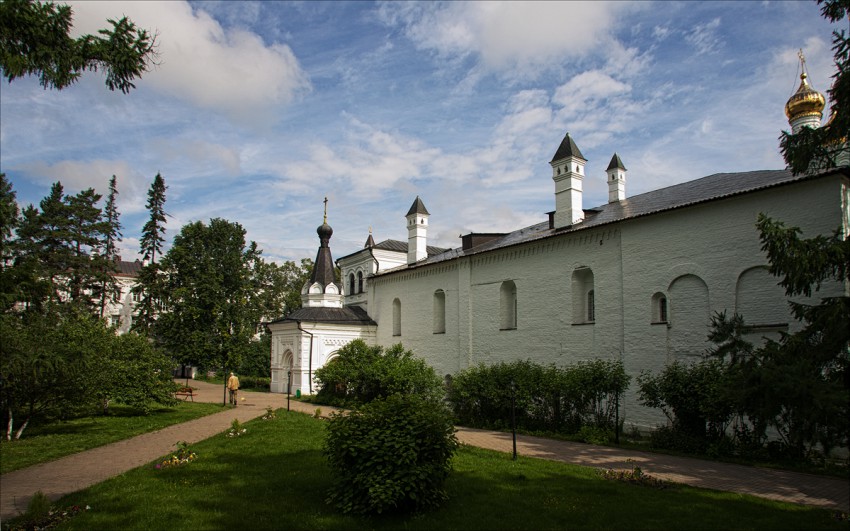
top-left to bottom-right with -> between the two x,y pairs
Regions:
155,219 -> 262,393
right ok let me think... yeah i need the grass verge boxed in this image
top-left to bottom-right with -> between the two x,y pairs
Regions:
0,403 -> 224,473
12,410 -> 843,531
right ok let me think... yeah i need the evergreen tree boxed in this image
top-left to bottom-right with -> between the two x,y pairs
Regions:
23,182 -> 72,305
0,0 -> 156,93
140,173 -> 167,264
64,187 -> 104,306
0,174 -> 20,310
133,173 -> 167,333
97,176 -> 122,318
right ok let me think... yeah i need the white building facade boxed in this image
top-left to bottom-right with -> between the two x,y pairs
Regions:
270,64 -> 849,427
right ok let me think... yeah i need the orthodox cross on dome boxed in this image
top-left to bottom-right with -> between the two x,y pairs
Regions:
323,196 -> 328,223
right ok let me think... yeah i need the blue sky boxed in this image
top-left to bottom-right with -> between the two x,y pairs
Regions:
0,1 -> 840,264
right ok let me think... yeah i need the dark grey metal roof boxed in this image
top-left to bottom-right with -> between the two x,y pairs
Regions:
406,196 -> 430,216
374,166 -> 848,277
310,221 -> 340,290
270,305 -> 376,325
116,259 -> 142,276
551,133 -> 586,162
372,238 -> 446,256
607,153 -> 626,171
336,238 -> 449,262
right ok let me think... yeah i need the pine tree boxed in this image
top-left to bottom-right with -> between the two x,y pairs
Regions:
29,182 -> 72,304
133,173 -> 167,333
65,187 -> 104,305
0,174 -> 21,311
97,175 -> 122,318
0,0 -> 156,93
140,173 -> 167,264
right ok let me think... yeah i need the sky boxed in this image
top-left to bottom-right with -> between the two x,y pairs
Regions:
0,1 -> 842,265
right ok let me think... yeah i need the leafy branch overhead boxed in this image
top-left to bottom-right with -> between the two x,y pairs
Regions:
0,0 -> 157,93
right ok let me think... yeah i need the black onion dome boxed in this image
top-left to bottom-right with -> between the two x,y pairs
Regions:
317,221 -> 333,242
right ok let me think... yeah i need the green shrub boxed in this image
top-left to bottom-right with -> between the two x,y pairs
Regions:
636,358 -> 734,447
578,425 -> 612,445
239,375 -> 270,391
313,340 -> 443,406
446,359 -> 629,435
324,394 -> 459,515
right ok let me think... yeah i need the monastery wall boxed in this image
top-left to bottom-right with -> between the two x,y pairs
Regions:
366,174 -> 846,428
618,175 -> 846,427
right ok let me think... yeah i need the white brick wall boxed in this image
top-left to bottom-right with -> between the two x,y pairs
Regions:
364,174 -> 847,428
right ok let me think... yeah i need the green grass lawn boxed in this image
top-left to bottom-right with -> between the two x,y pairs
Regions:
0,402 -> 224,474
25,410 -> 843,531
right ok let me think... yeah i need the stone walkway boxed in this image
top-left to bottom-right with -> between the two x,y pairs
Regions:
1,380 -> 847,522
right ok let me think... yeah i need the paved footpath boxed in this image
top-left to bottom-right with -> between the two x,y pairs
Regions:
1,380 -> 847,522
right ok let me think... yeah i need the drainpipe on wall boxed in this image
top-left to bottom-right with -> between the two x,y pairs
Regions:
368,247 -> 380,274
297,321 -> 314,394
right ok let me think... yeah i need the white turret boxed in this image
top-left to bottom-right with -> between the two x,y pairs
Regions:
406,196 -> 429,264
607,153 -> 627,203
550,133 -> 585,228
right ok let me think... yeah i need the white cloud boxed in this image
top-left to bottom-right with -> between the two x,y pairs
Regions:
67,1 -> 310,122
283,116 -> 442,198
553,71 -> 631,115
551,70 -> 645,150
685,17 -> 722,55
652,25 -> 671,41
15,159 -> 153,222
147,138 -> 243,177
378,1 -> 636,74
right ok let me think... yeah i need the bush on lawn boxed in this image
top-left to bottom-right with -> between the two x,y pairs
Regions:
324,393 -> 459,515
313,340 -> 443,406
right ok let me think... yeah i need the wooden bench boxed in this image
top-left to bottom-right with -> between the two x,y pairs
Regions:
175,386 -> 195,402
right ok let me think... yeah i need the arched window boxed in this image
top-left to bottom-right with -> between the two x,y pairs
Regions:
433,290 -> 446,334
735,267 -> 790,328
500,281 -> 517,330
392,298 -> 401,336
651,292 -> 668,323
571,267 -> 595,324
357,271 -> 364,293
348,273 -> 355,296
669,274 -> 710,360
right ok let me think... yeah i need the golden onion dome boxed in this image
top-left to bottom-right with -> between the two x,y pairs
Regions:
784,72 -> 825,121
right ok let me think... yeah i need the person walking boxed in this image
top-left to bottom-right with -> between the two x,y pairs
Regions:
227,372 -> 240,406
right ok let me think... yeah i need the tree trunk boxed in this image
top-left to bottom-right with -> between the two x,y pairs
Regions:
15,417 -> 30,440
6,407 -> 13,441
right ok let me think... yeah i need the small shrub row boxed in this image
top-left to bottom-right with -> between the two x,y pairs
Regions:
446,359 -> 630,435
